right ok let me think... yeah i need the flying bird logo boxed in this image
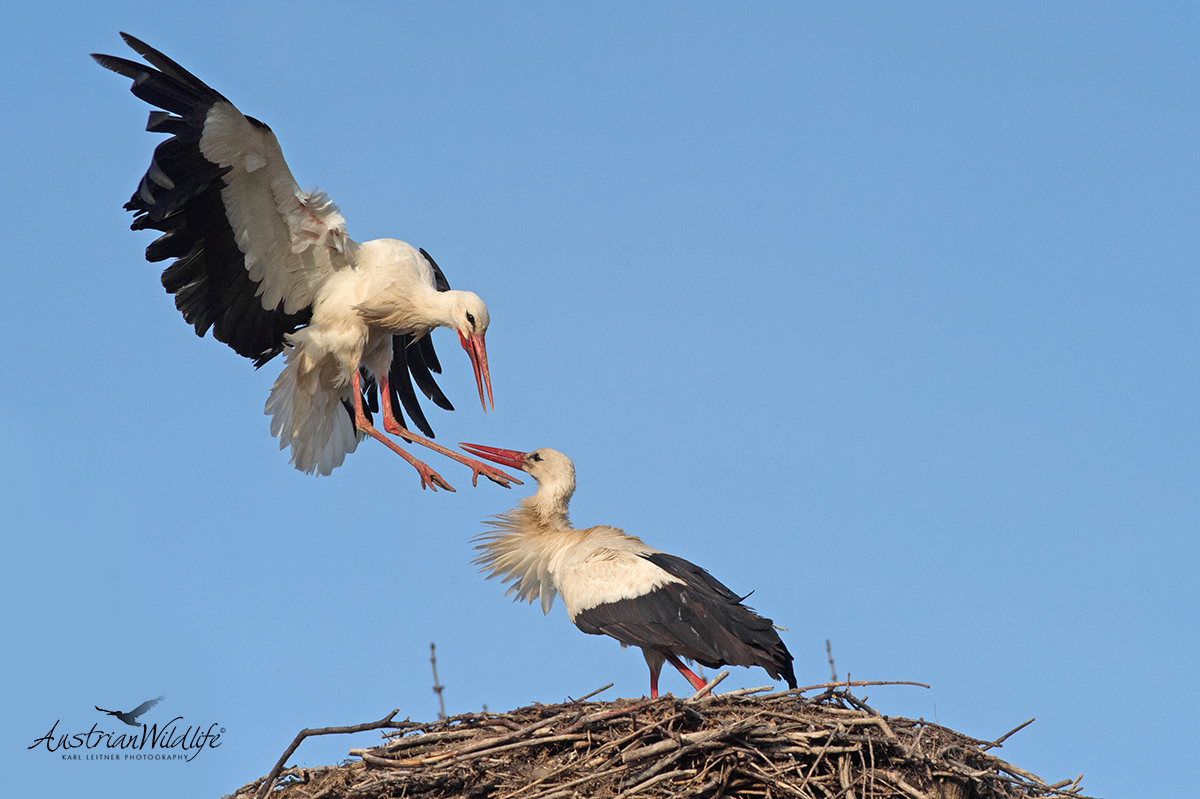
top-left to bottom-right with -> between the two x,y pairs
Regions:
94,695 -> 166,727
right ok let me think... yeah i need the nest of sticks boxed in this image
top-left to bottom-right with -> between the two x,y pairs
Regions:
231,679 -> 1094,799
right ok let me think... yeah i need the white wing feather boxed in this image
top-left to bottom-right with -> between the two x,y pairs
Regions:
199,101 -> 354,315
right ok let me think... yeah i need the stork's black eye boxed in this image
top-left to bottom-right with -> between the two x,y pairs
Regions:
466,312 -> 476,329
530,453 -> 543,462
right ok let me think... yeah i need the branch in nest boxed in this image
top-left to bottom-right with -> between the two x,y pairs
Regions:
254,710 -> 409,799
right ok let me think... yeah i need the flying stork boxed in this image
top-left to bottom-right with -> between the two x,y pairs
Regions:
463,444 -> 797,697
92,33 -> 517,491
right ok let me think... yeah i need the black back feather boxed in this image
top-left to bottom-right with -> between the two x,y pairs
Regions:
574,552 -> 797,688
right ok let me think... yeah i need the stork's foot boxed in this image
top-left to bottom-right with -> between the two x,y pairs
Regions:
381,420 -> 521,489
462,457 -> 518,489
354,370 -> 456,492
412,462 -> 456,492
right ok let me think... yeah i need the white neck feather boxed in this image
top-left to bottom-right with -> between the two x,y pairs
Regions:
522,467 -> 576,523
399,287 -> 462,334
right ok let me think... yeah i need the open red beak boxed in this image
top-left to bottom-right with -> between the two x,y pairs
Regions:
458,331 -> 493,413
460,443 -> 526,471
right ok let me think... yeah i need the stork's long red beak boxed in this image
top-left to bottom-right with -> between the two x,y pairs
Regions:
460,443 -> 526,471
458,331 -> 493,413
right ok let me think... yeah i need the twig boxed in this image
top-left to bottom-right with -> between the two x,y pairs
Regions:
796,722 -> 843,795
379,708 -> 576,767
687,670 -> 729,701
878,770 -> 933,799
363,732 -> 589,768
430,643 -> 446,720
567,697 -> 658,731
512,765 -> 625,799
764,680 -> 931,699
979,717 -> 1035,751
620,768 -> 698,796
623,716 -> 762,789
569,683 -> 614,703
826,639 -> 838,682
255,709 -> 403,799
717,685 -> 775,698
975,748 -> 1047,785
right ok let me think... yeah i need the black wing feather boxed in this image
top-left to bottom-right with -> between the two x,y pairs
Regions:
575,553 -> 797,688
418,330 -> 443,374
386,335 -> 435,437
420,247 -> 452,292
404,337 -> 454,411
93,33 -> 309,367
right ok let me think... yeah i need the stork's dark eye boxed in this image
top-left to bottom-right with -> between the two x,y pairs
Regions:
466,312 -> 476,329
530,453 -> 543,462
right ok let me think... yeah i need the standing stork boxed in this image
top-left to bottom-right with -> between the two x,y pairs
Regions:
92,33 -> 517,491
463,444 -> 797,697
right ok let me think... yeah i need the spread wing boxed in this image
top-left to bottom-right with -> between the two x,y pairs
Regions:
93,33 -> 354,366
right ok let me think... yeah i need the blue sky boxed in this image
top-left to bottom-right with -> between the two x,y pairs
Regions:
2,3 -> 1196,797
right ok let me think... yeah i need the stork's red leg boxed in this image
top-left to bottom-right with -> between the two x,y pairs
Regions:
377,374 -> 521,489
649,667 -> 660,699
664,654 -> 709,693
352,371 -> 454,492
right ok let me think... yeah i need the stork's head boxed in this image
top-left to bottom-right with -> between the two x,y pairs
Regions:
460,444 -> 577,515
448,291 -> 492,412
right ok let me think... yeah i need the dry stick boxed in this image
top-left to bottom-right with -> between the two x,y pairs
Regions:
620,768 -> 699,796
518,765 -> 627,799
974,746 -> 1046,785
979,717 -> 1035,751
796,722 -> 844,797
569,683 -> 615,703
254,709 -> 402,799
674,758 -> 726,799
764,679 -> 930,699
372,726 -> 479,753
826,639 -> 838,682
429,643 -> 446,720
878,770 -> 933,799
622,727 -> 743,764
686,748 -> 729,791
687,670 -> 730,701
835,693 -> 899,742
624,716 -> 762,789
740,758 -> 810,799
566,697 -> 660,732
718,685 -> 775,698
500,744 -> 629,799
839,753 -> 857,799
865,735 -> 876,799
596,711 -> 682,760
366,708 -> 576,768
979,769 -> 1089,798
362,732 -> 589,769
